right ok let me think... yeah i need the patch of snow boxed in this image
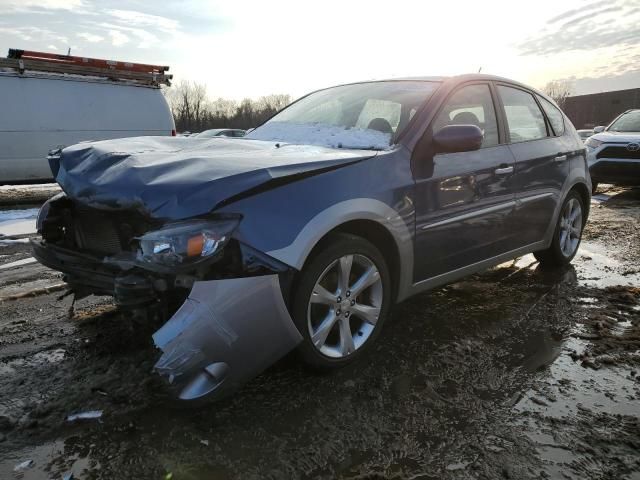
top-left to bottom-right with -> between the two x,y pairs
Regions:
0,257 -> 37,270
0,208 -> 39,237
0,208 -> 40,222
0,183 -> 59,191
246,121 -> 391,150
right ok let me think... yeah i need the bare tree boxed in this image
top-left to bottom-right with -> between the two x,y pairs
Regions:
164,80 -> 209,131
164,79 -> 292,132
543,79 -> 574,109
257,94 -> 292,113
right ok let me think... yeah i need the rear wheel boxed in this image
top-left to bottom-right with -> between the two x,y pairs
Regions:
292,233 -> 391,369
534,191 -> 584,266
591,181 -> 599,195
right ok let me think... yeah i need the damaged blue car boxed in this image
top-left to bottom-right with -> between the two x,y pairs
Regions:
32,75 -> 591,402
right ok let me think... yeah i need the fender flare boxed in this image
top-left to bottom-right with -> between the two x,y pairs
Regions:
266,198 -> 414,300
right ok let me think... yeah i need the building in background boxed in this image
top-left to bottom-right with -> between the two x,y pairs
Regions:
563,88 -> 640,129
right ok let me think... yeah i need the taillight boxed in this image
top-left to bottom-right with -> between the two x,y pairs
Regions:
171,129 -> 176,136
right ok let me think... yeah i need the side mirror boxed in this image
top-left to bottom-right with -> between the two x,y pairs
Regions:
593,126 -> 605,133
433,125 -> 484,154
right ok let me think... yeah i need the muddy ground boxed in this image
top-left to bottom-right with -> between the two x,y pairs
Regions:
0,186 -> 638,479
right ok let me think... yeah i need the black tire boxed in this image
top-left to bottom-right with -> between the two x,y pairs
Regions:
591,181 -> 599,195
291,233 -> 392,369
534,191 -> 585,267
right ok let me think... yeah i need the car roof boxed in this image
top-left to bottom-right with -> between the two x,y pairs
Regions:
359,74 -> 556,105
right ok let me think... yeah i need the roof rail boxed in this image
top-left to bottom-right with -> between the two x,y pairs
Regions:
1,48 -> 172,87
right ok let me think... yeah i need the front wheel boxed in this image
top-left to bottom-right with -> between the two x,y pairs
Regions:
291,233 -> 391,369
534,191 -> 585,266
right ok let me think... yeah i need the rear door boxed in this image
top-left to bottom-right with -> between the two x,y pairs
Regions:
495,85 -> 569,247
413,82 -> 517,281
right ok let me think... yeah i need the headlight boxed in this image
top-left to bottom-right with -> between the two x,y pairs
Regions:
36,192 -> 65,232
585,137 -> 603,149
137,217 -> 240,266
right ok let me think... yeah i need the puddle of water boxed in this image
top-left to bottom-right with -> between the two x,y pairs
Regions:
0,208 -> 39,237
0,349 -> 66,376
575,242 -> 640,287
0,439 -> 94,480
516,338 -> 639,417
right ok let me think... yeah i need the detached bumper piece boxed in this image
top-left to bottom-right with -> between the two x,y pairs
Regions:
152,275 -> 302,401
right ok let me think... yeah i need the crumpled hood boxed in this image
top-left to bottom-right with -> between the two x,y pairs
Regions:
592,131 -> 640,143
51,136 -> 375,220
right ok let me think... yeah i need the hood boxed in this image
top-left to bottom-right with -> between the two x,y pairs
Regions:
51,136 -> 376,220
593,131 -> 640,143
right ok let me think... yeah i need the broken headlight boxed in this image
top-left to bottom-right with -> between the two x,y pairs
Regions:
137,217 -> 240,266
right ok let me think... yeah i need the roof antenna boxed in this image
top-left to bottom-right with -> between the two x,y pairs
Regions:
478,66 -> 482,73
67,47 -> 71,56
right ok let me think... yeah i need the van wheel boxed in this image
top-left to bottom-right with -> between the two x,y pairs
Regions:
292,233 -> 391,369
591,182 -> 599,195
534,191 -> 584,266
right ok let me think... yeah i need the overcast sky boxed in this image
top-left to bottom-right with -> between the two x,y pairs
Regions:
0,0 -> 638,100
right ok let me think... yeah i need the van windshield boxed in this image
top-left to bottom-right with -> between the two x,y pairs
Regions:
246,81 -> 440,150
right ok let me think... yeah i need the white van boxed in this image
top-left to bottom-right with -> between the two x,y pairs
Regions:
0,70 -> 175,183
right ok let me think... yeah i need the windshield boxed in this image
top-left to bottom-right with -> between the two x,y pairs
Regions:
246,81 -> 440,149
609,111 -> 640,132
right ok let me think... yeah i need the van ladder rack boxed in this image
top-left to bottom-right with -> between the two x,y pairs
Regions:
1,49 -> 172,87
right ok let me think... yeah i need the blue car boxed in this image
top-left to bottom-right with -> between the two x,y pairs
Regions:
33,74 -> 591,402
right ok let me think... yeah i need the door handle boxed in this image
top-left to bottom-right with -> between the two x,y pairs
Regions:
554,154 -> 567,162
494,166 -> 514,175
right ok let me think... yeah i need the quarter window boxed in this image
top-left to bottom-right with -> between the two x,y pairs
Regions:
432,84 -> 499,148
537,95 -> 565,136
498,86 -> 548,143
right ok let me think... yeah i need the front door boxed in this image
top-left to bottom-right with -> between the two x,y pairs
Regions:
413,83 -> 517,282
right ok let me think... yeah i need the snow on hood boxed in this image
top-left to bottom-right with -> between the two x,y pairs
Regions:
51,135 -> 376,220
246,121 -> 392,150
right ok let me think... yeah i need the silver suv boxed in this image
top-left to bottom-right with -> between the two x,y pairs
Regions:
586,109 -> 640,192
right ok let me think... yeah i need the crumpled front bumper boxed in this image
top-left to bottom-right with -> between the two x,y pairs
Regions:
152,274 -> 302,401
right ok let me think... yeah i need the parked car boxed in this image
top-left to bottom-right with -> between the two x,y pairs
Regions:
33,74 -> 591,402
196,128 -> 246,138
577,129 -> 594,142
586,109 -> 640,193
0,69 -> 175,184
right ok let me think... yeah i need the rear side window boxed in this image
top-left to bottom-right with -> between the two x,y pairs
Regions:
537,95 -> 565,135
498,86 -> 548,143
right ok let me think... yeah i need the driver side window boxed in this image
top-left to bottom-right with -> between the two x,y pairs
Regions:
433,84 -> 499,148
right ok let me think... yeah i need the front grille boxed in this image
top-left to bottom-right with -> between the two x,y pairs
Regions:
41,196 -> 159,256
73,207 -> 123,255
597,145 -> 640,160
69,205 -> 157,256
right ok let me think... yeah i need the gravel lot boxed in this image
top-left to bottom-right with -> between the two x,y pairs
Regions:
0,186 -> 638,479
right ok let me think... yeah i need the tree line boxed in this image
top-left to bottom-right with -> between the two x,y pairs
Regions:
164,81 -> 292,133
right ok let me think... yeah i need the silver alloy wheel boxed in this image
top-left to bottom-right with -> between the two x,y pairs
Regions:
559,197 -> 582,257
307,254 -> 383,358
